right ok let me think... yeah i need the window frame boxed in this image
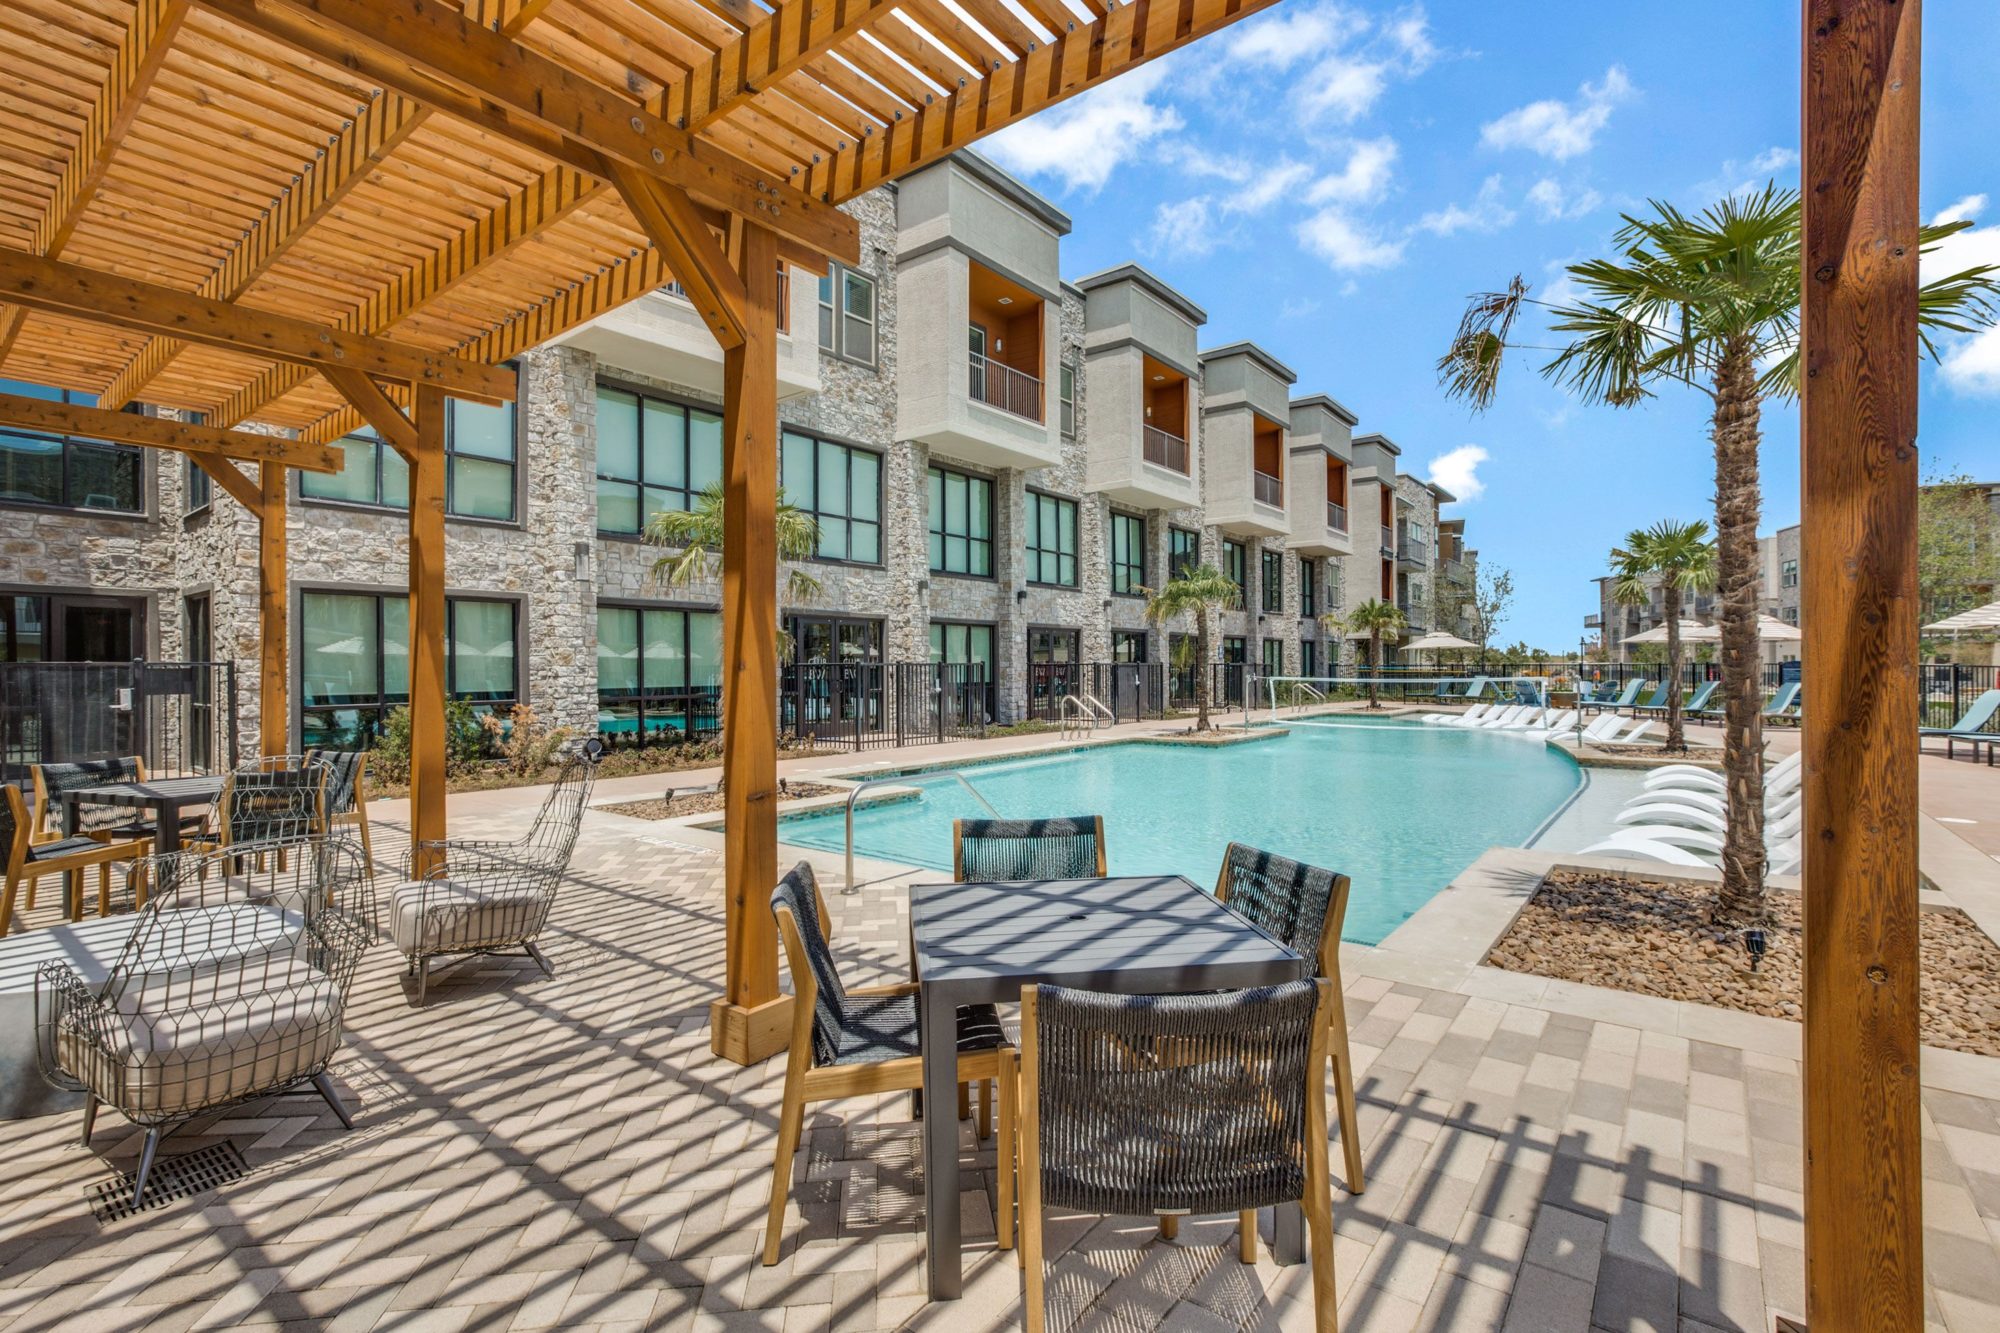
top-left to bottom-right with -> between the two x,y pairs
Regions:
1109,511 -> 1146,597
1780,558 -> 1799,589
817,261 -> 878,367
782,429 -> 884,567
184,456 -> 212,516
926,463 -> 995,579
595,600 -> 724,744
1059,358 -> 1077,439
1300,557 -> 1318,618
1024,489 -> 1080,588
1169,527 -> 1200,580
1261,548 -> 1284,614
0,379 -> 145,518
1223,539 -> 1247,598
300,393 -> 522,524
592,379 -> 724,540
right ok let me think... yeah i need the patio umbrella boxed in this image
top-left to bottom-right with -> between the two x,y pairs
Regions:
1626,616 -> 1802,644
1402,631 -> 1479,653
1925,599 -> 2000,633
1621,619 -> 1707,645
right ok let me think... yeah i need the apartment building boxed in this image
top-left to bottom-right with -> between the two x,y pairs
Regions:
0,152 -> 1469,744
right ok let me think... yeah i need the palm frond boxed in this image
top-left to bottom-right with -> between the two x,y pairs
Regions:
1142,564 -> 1241,628
1436,276 -> 1527,411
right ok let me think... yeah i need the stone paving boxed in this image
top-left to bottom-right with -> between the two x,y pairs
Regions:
2,792 -> 1998,1332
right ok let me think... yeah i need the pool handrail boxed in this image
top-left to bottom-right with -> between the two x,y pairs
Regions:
843,769 -> 1000,896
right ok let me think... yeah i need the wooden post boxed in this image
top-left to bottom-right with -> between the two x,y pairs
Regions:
257,461 -> 287,757
709,219 -> 788,1065
1800,2 -> 1923,1328
407,385 -> 449,874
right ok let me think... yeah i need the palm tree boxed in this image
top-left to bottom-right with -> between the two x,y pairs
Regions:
644,483 -> 822,656
1141,564 -> 1239,732
1610,520 -> 1716,753
1436,186 -> 1996,922
1341,599 -> 1407,708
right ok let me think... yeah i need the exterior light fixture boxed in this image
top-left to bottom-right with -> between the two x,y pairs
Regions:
573,541 -> 592,581
997,295 -> 1013,305
1742,927 -> 1769,971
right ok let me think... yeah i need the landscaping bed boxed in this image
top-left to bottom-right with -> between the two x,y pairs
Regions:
1486,870 -> 2000,1057
601,781 -> 846,821
1593,744 -> 1724,761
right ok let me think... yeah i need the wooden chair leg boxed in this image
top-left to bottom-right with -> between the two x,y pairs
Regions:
1239,1209 -> 1257,1263
978,1078 -> 992,1141
356,807 -> 377,879
958,1080 -> 971,1123
24,875 -> 38,912
96,863 -> 111,917
0,871 -> 21,935
1303,986 -> 1340,1332
1327,987 -> 1366,1194
762,1075 -> 808,1267
1021,992 -> 1046,1331
996,1051 -> 1016,1251
1159,1214 -> 1179,1240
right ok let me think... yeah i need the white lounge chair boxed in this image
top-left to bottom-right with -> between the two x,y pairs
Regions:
1548,714 -> 1627,746
1644,751 -> 1801,793
1470,706 -> 1531,729
1608,719 -> 1658,744
1643,768 -> 1801,810
1447,705 -> 1518,729
1423,702 -> 1491,725
1582,827 -> 1723,860
1517,710 -> 1578,738
1616,798 -> 1802,838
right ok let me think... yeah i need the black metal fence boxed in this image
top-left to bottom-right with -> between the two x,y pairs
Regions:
594,687 -> 722,749
1026,663 -> 1172,724
1922,662 -> 2000,733
779,662 -> 987,750
0,660 -> 238,785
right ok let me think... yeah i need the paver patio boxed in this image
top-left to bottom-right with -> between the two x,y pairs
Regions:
2,767 -> 1998,1332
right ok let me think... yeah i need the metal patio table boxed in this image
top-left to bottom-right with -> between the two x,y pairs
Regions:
909,874 -> 1310,1300
60,774 -> 223,857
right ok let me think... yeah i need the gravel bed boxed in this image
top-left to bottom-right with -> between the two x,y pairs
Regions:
601,781 -> 846,821
1486,870 -> 2000,1057
1591,744 -> 1725,760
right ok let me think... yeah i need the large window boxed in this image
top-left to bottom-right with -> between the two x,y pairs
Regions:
927,465 -> 992,576
1170,527 -> 1200,579
302,396 -> 519,520
783,431 -> 881,564
1781,558 -> 1799,589
1112,630 -> 1147,663
299,592 -> 519,748
596,605 -> 722,743
1301,639 -> 1318,678
596,385 -> 722,535
1059,359 -> 1077,438
0,379 -> 142,515
1110,512 -> 1146,596
1025,491 -> 1078,587
817,263 -> 877,365
929,621 -> 995,679
1262,638 -> 1284,677
1223,540 -> 1247,598
1262,549 -> 1284,613
1301,558 -> 1318,618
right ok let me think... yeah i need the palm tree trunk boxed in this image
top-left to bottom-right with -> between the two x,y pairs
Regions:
1663,584 -> 1685,752
1367,633 -> 1381,708
1711,341 -> 1767,921
1194,617 -> 1211,732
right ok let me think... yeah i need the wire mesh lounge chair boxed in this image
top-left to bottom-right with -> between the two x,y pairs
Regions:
1213,842 -> 1364,1193
34,838 -> 375,1206
952,816 -> 1107,881
2,784 -> 149,933
390,744 -> 599,1004
1013,980 -> 1340,1333
761,861 -> 1011,1266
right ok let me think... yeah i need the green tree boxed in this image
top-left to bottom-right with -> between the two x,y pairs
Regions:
1142,564 -> 1240,731
1610,520 -> 1717,752
1437,186 -> 1996,922
1918,472 -> 1997,636
644,482 -> 822,656
1469,566 -> 1515,651
1339,599 -> 1408,709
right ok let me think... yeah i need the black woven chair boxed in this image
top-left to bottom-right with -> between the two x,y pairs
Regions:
2,784 -> 148,932
1214,842 -> 1365,1192
391,747 -> 598,1003
304,749 -> 375,878
30,757 -> 142,840
35,838 -> 375,1207
762,861 -> 1012,1266
1013,980 -> 1339,1333
952,816 -> 1107,881
184,758 -> 330,856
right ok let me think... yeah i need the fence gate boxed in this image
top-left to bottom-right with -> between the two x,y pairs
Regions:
0,660 -> 238,785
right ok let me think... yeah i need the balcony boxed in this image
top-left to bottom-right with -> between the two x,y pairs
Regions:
1396,600 -> 1429,633
968,352 -> 1043,422
1082,349 -> 1198,509
1329,501 -> 1348,531
1253,470 -> 1282,506
897,250 -> 1063,471
1584,614 -> 1603,629
1202,407 -> 1289,537
1380,524 -> 1396,556
554,272 -> 821,402
1143,425 -> 1189,472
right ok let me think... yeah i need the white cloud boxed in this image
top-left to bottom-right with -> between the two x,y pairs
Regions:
1527,177 -> 1602,221
1695,145 -> 1800,200
1480,65 -> 1634,161
1231,159 -> 1316,214
1924,194 -> 2000,395
1225,4 -> 1367,71
1426,444 -> 1489,501
1141,158 -> 1313,259
982,65 -> 1183,191
1418,174 -> 1516,236
1296,208 -> 1406,271
1144,198 -> 1218,259
1385,6 -> 1438,72
1306,138 -> 1398,206
1299,55 -> 1390,124
1279,296 -> 1322,320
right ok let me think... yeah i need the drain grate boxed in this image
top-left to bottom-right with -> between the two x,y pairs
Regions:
85,1141 -> 247,1223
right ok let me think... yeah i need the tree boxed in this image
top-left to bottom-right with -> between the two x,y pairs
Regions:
1918,472 -> 1998,636
1142,564 -> 1240,731
644,482 -> 822,656
1340,599 -> 1408,708
1468,566 -> 1515,651
1610,520 -> 1716,752
1437,186 -> 1996,922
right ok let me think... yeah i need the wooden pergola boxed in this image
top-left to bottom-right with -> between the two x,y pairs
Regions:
0,0 -> 1933,1325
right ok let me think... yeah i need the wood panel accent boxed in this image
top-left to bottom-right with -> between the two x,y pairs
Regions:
710,219 -> 783,1064
0,392 -> 342,473
257,460 -> 288,757
1799,1 -> 1925,1328
0,247 -> 516,403
190,0 -> 860,263
406,385 -> 449,871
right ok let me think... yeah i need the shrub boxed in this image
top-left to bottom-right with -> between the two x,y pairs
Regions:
373,700 -> 487,783
482,703 -> 573,777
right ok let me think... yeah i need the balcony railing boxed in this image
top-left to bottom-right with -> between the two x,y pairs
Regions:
1252,470 -> 1282,507
1327,501 -> 1348,532
1380,524 -> 1395,554
1399,537 -> 1429,562
1143,425 -> 1188,473
1584,614 -> 1603,629
968,351 -> 1043,422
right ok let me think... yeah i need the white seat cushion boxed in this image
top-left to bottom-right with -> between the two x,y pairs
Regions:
390,880 -> 547,957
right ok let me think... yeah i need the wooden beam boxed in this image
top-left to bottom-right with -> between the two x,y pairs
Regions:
407,385 -> 449,873
809,0 -> 1281,203
710,220 -> 785,1066
258,461 -> 289,757
0,247 -> 516,405
187,453 -> 261,508
671,0 -> 912,135
1800,0 -> 1925,1328
0,391 -> 342,473
606,161 -> 749,348
322,367 -> 420,457
191,0 -> 860,264
215,165 -> 593,427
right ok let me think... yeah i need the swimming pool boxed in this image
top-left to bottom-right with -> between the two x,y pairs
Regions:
777,718 -> 1584,945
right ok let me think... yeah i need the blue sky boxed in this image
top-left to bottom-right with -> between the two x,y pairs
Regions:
978,1 -> 2000,650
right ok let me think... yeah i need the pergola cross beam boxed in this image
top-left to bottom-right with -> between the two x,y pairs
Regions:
0,391 -> 344,475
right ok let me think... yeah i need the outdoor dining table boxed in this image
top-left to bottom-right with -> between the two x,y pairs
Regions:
60,774 -> 223,857
909,874 -> 1311,1300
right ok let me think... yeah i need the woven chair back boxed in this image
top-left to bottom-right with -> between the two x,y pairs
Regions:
303,749 -> 364,815
518,754 -> 596,875
221,761 -> 327,847
1030,980 -> 1321,1215
34,757 -> 142,834
771,862 -> 847,1066
954,816 -> 1105,882
1214,843 -> 1349,974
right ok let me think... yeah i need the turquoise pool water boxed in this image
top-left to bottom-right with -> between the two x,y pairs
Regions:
777,719 -> 1583,945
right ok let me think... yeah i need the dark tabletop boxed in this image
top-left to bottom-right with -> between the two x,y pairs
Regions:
60,775 -> 223,807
